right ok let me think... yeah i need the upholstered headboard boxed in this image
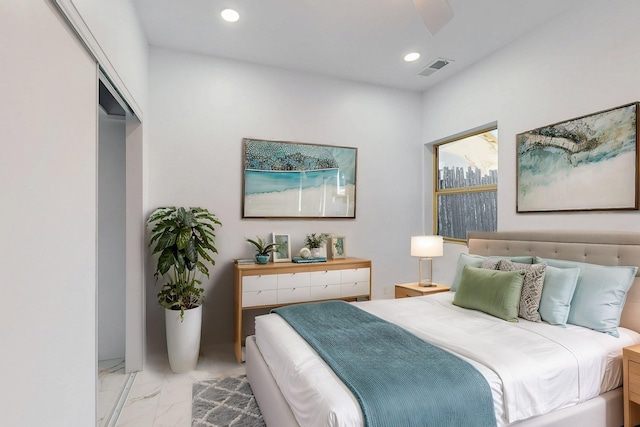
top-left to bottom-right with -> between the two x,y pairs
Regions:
467,230 -> 640,333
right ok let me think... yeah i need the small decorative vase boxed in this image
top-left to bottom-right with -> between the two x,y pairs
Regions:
310,247 -> 321,258
299,247 -> 311,259
255,254 -> 269,264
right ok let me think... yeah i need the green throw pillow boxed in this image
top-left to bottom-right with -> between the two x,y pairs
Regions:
453,265 -> 526,322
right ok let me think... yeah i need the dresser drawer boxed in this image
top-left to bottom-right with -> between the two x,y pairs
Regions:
341,281 -> 370,298
310,284 -> 342,301
341,268 -> 370,283
310,270 -> 342,286
242,275 -> 278,292
277,272 -> 311,289
278,287 -> 311,304
242,290 -> 278,308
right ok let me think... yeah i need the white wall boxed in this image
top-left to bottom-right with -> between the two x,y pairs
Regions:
147,47 -> 424,352
0,2 -> 97,426
98,111 -> 127,360
423,1 -> 640,284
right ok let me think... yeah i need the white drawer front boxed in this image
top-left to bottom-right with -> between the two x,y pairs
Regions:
341,268 -> 370,283
277,272 -> 310,289
341,281 -> 370,298
310,284 -> 342,301
278,287 -> 311,304
310,270 -> 342,286
243,275 -> 278,292
242,290 -> 278,307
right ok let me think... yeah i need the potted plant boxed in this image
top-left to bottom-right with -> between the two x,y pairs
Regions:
246,236 -> 279,264
305,233 -> 329,257
147,206 -> 221,373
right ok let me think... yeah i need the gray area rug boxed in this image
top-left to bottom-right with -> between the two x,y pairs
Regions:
192,374 -> 265,427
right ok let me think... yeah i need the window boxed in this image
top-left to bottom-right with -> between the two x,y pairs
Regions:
434,127 -> 498,241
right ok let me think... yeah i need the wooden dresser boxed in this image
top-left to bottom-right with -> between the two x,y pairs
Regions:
233,257 -> 372,363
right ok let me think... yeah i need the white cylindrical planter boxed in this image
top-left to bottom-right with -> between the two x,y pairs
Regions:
165,305 -> 202,374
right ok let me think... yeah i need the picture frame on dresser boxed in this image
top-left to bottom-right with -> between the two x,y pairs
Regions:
329,235 -> 346,259
272,233 -> 291,263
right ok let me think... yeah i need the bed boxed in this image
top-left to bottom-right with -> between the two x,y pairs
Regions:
246,230 -> 640,426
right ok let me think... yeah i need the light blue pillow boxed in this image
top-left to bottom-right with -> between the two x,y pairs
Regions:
450,254 -> 534,291
537,257 -> 638,337
538,265 -> 580,326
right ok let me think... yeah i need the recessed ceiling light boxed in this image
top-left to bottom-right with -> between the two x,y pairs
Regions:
404,52 -> 421,62
221,9 -> 240,23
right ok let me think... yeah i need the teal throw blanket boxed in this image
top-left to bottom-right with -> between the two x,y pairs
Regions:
273,300 -> 496,427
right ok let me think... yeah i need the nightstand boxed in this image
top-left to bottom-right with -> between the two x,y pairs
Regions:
624,345 -> 640,426
394,282 -> 450,298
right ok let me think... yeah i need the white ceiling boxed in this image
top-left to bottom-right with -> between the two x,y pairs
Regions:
132,0 -> 582,92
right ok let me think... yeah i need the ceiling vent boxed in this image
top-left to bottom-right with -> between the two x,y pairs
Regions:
418,58 -> 453,77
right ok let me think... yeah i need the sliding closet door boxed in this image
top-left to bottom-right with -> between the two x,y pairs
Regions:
0,2 -> 98,427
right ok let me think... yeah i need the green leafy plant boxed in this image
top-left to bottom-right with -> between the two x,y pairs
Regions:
246,236 -> 279,256
147,207 -> 222,317
305,233 -> 329,249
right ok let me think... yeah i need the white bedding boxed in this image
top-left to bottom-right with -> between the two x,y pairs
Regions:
254,292 -> 640,427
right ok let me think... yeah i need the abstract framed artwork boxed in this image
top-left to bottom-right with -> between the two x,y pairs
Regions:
272,233 -> 291,263
242,138 -> 357,218
329,235 -> 346,259
517,102 -> 639,212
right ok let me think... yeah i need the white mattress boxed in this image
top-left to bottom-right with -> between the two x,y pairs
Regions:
254,293 -> 640,427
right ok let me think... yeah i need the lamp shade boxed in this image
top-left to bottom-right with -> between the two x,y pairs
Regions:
411,235 -> 444,257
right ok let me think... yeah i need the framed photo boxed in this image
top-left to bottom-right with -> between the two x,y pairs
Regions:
329,235 -> 346,259
272,233 -> 291,263
242,138 -> 357,218
517,102 -> 639,212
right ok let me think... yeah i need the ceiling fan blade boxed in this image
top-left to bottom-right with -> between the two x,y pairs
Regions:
412,0 -> 454,35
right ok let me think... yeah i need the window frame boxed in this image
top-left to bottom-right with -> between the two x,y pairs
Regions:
433,125 -> 498,243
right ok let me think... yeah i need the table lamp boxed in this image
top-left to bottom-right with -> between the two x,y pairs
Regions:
411,235 -> 444,287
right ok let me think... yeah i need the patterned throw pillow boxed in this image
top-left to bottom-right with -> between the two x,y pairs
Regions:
481,258 -> 501,270
498,260 -> 547,322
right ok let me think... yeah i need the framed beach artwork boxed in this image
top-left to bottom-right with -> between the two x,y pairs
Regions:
517,102 -> 639,212
242,138 -> 357,218
329,235 -> 346,259
272,233 -> 291,263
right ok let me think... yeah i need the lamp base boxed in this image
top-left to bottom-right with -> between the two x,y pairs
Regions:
417,257 -> 435,288
418,282 -> 437,287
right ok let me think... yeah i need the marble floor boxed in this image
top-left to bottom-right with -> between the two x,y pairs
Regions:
114,345 -> 244,427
